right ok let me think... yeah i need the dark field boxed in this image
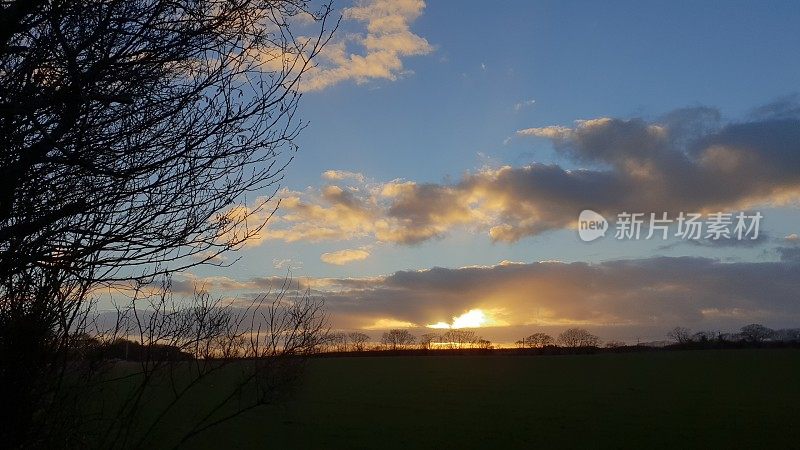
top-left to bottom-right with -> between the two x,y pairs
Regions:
169,349 -> 800,449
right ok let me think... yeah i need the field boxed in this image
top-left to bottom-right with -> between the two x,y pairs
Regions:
164,349 -> 800,449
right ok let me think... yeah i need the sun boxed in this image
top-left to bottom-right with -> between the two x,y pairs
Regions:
427,309 -> 487,329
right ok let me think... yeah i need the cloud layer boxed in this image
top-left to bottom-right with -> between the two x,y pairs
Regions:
172,251 -> 800,340
245,101 -> 800,254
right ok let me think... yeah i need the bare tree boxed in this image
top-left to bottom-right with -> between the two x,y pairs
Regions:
327,332 -> 349,353
441,329 -> 478,349
0,0 -> 336,282
88,279 -> 329,449
0,1 -> 336,447
667,327 -> 692,344
418,332 -> 440,350
474,338 -> 493,349
380,329 -> 415,350
521,332 -> 554,348
347,332 -> 370,352
557,328 -> 600,348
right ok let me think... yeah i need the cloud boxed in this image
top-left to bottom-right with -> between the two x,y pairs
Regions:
245,101 -> 800,248
173,256 -> 800,337
273,258 -> 303,270
322,170 -> 366,183
320,248 -> 371,265
301,0 -> 433,91
328,256 -> 800,331
513,99 -> 536,111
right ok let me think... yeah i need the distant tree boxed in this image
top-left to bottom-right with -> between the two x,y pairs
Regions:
667,327 -> 692,344
773,328 -> 800,343
522,332 -> 554,348
347,332 -> 370,352
719,332 -> 741,342
328,332 -> 349,352
740,324 -> 774,343
418,332 -> 440,350
381,329 -> 415,350
475,338 -> 493,349
558,328 -> 600,348
604,340 -> 625,348
691,330 -> 715,344
442,329 -> 478,349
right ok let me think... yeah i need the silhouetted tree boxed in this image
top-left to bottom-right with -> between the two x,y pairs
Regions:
418,332 -> 439,350
0,1 -> 335,447
96,280 -> 329,449
667,327 -> 692,344
773,328 -> 800,343
381,329 -> 415,350
558,328 -> 600,348
522,332 -> 554,348
441,329 -> 478,349
328,332 -> 349,352
740,324 -> 774,343
347,332 -> 370,352
474,338 -> 493,349
692,330 -> 715,344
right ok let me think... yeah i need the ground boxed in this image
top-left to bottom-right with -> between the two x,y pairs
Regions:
175,349 -> 800,449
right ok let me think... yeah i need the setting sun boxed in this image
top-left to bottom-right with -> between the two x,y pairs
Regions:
427,309 -> 488,329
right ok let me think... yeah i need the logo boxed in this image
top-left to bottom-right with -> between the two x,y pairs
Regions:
576,210 -> 762,242
578,209 -> 608,242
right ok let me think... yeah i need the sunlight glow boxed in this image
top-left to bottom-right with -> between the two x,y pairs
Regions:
427,309 -> 487,329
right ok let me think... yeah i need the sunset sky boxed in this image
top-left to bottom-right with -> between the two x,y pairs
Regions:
178,0 -> 800,344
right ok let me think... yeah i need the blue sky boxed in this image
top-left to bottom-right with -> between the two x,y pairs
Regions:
184,0 -> 800,343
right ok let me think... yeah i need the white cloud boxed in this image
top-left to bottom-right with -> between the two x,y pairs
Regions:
513,99 -> 536,111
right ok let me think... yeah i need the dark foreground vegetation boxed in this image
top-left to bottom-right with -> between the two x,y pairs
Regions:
0,0 -> 335,448
179,349 -> 800,449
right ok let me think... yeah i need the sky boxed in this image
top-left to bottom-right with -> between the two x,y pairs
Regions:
178,0 -> 800,345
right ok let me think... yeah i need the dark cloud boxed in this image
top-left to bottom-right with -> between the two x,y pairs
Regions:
306,256 -> 800,332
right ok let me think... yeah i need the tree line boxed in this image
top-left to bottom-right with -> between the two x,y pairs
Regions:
666,324 -> 800,346
322,324 -> 800,354
323,329 -> 494,352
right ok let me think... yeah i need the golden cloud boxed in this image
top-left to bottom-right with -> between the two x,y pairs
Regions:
320,248 -> 371,265
301,0 -> 433,91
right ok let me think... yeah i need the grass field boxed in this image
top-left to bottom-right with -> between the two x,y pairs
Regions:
158,349 -> 800,449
